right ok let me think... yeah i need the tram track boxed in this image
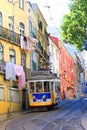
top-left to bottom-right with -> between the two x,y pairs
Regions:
5,99 -> 80,130
40,99 -> 85,130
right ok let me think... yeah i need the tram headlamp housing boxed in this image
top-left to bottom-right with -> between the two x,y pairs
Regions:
42,95 -> 47,101
33,96 -> 36,102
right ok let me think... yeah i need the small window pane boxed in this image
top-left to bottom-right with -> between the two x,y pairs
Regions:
19,0 -> 24,9
8,88 -> 19,102
36,82 -> 42,93
8,0 -> 13,3
10,50 -> 15,64
21,53 -> 26,68
8,16 -> 14,31
0,85 -> 4,100
0,12 -> 3,26
19,22 -> 25,35
0,44 -> 3,60
30,82 -> 34,93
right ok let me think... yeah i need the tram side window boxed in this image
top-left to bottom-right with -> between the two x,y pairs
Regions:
36,82 -> 42,93
30,82 -> 34,93
44,82 -> 50,92
55,86 -> 60,93
51,82 -> 53,92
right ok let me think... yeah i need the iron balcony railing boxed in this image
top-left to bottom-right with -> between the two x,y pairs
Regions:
0,26 -> 20,45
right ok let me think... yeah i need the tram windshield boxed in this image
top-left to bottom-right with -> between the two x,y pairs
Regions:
44,81 -> 50,92
36,82 -> 43,92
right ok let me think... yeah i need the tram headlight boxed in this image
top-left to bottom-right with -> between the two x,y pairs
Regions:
38,99 -> 41,102
33,96 -> 36,102
42,95 -> 46,101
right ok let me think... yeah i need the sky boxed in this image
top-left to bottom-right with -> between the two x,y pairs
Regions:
29,0 -> 70,28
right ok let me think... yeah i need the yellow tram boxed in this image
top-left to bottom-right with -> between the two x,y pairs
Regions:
27,70 -> 61,110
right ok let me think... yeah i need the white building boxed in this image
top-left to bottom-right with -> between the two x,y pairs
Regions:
48,35 -> 59,77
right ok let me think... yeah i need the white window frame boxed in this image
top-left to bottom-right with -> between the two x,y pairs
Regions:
19,22 -> 25,35
8,88 -> 19,102
8,16 -> 14,31
0,12 -> 3,26
19,0 -> 24,9
10,49 -> 16,64
8,0 -> 13,3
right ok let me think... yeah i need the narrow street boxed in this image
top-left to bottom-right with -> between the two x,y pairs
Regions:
2,98 -> 87,130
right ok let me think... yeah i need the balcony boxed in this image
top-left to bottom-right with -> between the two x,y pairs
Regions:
0,26 -> 20,45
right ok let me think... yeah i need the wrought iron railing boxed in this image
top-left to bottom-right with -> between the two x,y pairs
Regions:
0,26 -> 20,45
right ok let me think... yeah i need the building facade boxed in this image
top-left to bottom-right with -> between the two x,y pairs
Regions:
48,35 -> 60,77
0,0 -> 30,114
49,36 -> 75,99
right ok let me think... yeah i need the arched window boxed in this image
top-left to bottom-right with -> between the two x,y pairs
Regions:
0,12 -> 3,26
10,49 -> 16,64
21,52 -> 26,68
0,43 -> 3,60
19,22 -> 25,35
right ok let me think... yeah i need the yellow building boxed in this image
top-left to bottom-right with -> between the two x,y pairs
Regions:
0,0 -> 30,114
30,3 -> 49,69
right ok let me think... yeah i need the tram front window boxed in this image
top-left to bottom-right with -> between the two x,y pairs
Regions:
30,82 -> 34,93
44,81 -> 50,92
36,82 -> 42,93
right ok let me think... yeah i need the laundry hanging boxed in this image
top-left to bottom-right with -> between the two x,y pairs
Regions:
5,62 -> 26,89
5,62 -> 16,81
20,35 -> 38,51
13,64 -> 26,89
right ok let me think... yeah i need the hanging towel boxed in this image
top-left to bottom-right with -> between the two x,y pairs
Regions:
5,62 -> 16,80
13,64 -> 26,89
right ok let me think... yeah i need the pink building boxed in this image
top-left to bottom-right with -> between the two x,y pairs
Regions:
50,36 -> 75,99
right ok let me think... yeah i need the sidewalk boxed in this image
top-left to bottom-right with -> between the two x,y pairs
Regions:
81,112 -> 87,130
0,111 -> 29,130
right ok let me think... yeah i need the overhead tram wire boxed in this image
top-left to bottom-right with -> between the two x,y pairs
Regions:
43,0 -> 60,37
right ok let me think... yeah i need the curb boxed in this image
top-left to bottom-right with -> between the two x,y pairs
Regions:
81,112 -> 87,130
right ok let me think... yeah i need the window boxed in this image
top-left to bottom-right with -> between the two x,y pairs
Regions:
8,88 -> 19,102
8,0 -> 13,3
19,22 -> 25,35
0,12 -> 3,26
0,43 -> 3,60
44,82 -> 50,92
21,52 -> 26,68
10,49 -> 16,64
8,16 -> 14,31
19,0 -> 24,9
36,82 -> 42,93
29,20 -> 32,36
30,82 -> 34,93
0,84 -> 4,100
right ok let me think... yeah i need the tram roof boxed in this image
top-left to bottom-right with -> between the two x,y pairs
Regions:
27,70 -> 60,82
28,76 -> 60,82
